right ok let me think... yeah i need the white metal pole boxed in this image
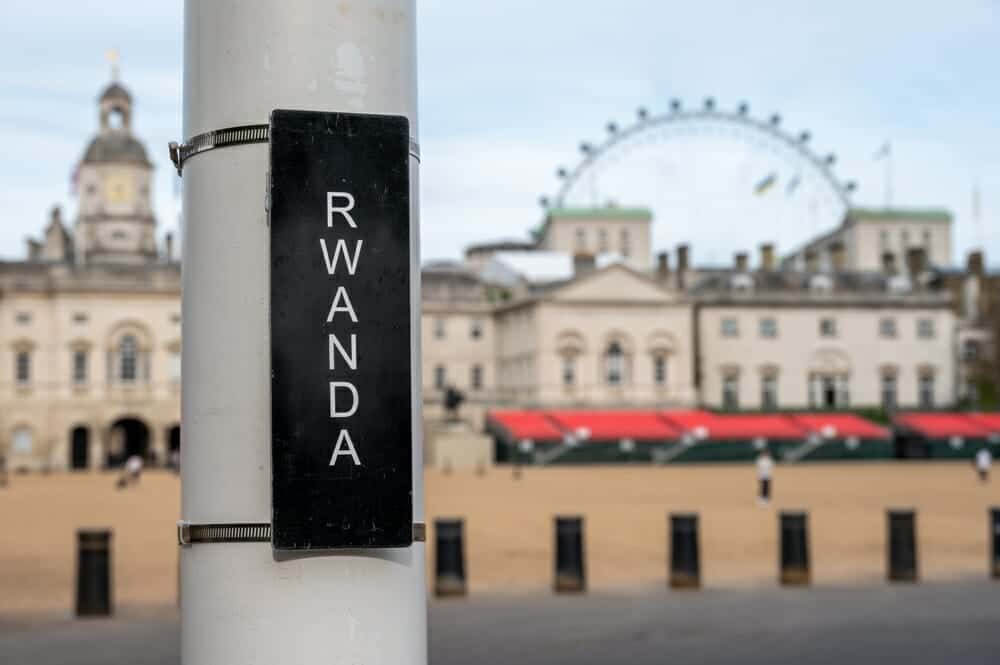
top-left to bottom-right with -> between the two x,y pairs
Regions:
179,1 -> 425,663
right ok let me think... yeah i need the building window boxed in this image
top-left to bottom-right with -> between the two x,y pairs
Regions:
962,339 -> 981,362
922,229 -> 931,249
918,371 -> 935,408
433,318 -> 446,340
901,229 -> 910,248
434,365 -> 446,390
819,317 -> 837,338
12,427 -> 32,454
605,342 -> 625,386
15,312 -> 31,325
15,351 -> 30,385
761,374 -> 778,410
575,228 -> 586,250
881,372 -> 897,411
73,312 -> 89,324
879,317 -> 897,338
879,230 -> 889,251
598,228 -> 609,252
562,355 -> 576,387
119,335 -> 138,383
759,317 -> 778,339
470,364 -> 483,391
721,317 -> 739,338
620,229 -> 631,257
169,350 -> 181,384
72,350 -> 88,384
170,313 -> 181,324
810,373 -> 848,409
653,354 -> 668,387
917,318 -> 935,339
722,373 -> 740,410
470,319 -> 483,340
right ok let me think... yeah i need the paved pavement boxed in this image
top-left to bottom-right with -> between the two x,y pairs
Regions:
3,582 -> 999,664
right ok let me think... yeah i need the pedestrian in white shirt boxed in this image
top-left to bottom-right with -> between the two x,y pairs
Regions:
976,447 -> 992,483
756,449 -> 774,505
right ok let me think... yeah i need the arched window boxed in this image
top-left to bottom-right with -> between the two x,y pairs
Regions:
119,335 -> 138,382
605,342 -> 625,386
12,427 -> 33,453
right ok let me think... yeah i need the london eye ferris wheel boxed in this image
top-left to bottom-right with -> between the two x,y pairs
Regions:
539,98 -> 858,264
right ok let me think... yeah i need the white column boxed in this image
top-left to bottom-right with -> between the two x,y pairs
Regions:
180,1 -> 425,663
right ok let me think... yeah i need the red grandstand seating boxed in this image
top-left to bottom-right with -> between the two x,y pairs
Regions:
487,410 -> 564,442
790,413 -> 890,439
968,413 -> 1000,435
893,413 -> 991,439
661,411 -> 806,440
546,410 -> 680,441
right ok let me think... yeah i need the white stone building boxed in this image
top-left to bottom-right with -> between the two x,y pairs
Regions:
2,79 -> 181,472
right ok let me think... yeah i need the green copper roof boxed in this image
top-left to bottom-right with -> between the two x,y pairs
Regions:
848,207 -> 952,222
547,206 -> 653,221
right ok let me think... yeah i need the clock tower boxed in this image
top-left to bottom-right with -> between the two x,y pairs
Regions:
75,75 -> 157,264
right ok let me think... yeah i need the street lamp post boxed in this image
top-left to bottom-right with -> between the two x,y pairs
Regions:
179,1 -> 425,662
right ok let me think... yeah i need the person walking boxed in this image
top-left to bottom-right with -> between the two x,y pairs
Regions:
975,446 -> 992,483
756,449 -> 774,505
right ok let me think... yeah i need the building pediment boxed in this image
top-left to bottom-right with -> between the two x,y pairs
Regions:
548,263 -> 675,304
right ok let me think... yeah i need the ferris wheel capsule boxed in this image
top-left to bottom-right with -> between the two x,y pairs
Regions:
556,167 -> 568,178
704,97 -> 716,111
636,107 -> 649,120
769,113 -> 781,126
799,131 -> 811,143
737,102 -> 749,115
606,122 -> 618,134
670,99 -> 682,112
825,153 -> 836,165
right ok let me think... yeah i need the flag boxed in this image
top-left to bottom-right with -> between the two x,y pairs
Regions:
754,173 -> 777,195
873,142 -> 891,160
786,174 -> 801,195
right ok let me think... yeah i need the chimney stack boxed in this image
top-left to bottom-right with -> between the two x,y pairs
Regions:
967,250 -> 984,276
573,253 -> 596,277
676,244 -> 690,289
656,251 -> 671,281
734,252 -> 749,273
905,247 -> 927,279
759,243 -> 775,271
882,251 -> 897,275
804,249 -> 819,274
165,232 -> 175,262
829,242 -> 846,273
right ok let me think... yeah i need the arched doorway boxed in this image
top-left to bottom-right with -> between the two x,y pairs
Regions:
70,426 -> 89,470
106,418 -> 150,468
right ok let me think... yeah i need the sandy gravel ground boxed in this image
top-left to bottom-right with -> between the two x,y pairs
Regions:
1,463 -> 998,616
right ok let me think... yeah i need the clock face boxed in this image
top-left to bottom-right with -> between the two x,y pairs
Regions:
103,173 -> 133,204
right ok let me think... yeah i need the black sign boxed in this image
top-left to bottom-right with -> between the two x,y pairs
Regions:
270,109 -> 413,550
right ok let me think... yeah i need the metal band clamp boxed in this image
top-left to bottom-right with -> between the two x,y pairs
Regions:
177,521 -> 427,545
169,124 -> 421,175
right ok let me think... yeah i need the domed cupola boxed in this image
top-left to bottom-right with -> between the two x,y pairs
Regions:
74,65 -> 157,266
80,81 -> 151,167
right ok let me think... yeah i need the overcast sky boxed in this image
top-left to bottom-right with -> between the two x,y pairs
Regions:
1,1 -> 998,266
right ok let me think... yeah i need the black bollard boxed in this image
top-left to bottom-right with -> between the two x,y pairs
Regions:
76,529 -> 112,617
669,513 -> 700,589
991,508 -> 1000,580
779,511 -> 810,586
434,518 -> 467,597
887,509 -> 918,582
554,516 -> 585,593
